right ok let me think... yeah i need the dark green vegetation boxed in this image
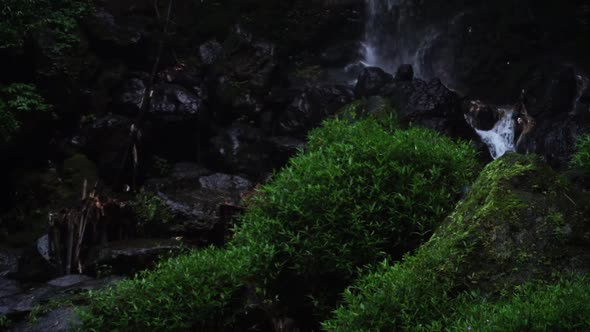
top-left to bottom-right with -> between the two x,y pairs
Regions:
79,114 -> 480,330
0,0 -> 91,50
0,83 -> 51,142
323,153 -> 590,331
571,133 -> 590,173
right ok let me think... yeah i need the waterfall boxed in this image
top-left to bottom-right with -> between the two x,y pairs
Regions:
474,109 -> 515,159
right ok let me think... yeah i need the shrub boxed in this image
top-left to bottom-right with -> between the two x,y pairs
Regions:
78,247 -> 255,331
570,133 -> 590,173
231,117 -> 479,319
323,154 -> 588,331
450,275 -> 590,331
0,0 -> 92,50
0,83 -> 51,142
131,192 -> 173,225
81,116 -> 480,330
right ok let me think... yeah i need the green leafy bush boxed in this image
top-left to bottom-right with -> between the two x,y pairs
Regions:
231,117 -> 479,318
131,192 -> 173,225
81,116 -> 479,329
570,134 -> 590,173
0,83 -> 51,142
323,154 -> 588,331
1,0 -> 91,50
79,247 -> 255,331
450,275 -> 590,332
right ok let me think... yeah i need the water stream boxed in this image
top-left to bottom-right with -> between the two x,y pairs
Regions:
473,109 -> 516,159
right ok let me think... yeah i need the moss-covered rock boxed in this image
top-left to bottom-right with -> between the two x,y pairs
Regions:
324,153 -> 590,331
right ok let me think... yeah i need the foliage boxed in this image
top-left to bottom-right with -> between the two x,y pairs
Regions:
0,0 -> 92,50
0,83 -> 51,142
78,247 -> 254,331
231,117 -> 479,318
570,133 -> 590,173
81,115 -> 479,330
131,192 -> 173,224
0,315 -> 10,328
323,154 -> 587,331
450,275 -> 590,332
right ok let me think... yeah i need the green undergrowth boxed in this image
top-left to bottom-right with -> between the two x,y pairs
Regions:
0,0 -> 92,50
79,247 -> 254,331
80,114 -> 480,330
570,133 -> 590,173
0,83 -> 52,142
323,153 -> 589,331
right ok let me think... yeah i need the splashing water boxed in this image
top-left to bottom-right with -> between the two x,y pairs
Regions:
474,109 -> 515,159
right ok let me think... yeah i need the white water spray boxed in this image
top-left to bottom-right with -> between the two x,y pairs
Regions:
473,109 -> 515,159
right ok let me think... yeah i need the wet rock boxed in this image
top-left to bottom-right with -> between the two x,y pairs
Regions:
8,307 -> 80,332
0,286 -> 57,318
395,64 -> 414,81
12,246 -> 57,282
87,239 -> 182,276
381,78 -> 469,137
278,84 -> 354,137
47,275 -> 94,288
354,67 -> 393,97
148,83 -> 205,118
144,164 -> 254,241
463,100 -> 502,131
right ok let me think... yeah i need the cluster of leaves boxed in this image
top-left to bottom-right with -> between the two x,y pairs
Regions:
232,117 -> 480,318
450,275 -> 590,331
570,133 -> 590,173
0,83 -> 51,142
131,192 -> 173,225
322,154 -> 585,331
0,0 -> 92,50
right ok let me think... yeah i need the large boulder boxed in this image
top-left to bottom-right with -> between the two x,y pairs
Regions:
278,84 -> 354,137
212,25 -> 278,120
143,163 -> 254,242
354,67 -> 393,97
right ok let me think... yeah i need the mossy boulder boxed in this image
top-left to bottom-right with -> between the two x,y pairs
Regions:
324,153 -> 590,331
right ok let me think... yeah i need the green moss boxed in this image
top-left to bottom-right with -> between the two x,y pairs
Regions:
131,192 -> 173,225
324,153 -> 588,331
570,133 -> 590,173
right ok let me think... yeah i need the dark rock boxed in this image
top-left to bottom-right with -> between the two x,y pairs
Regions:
144,164 -> 254,241
381,78 -> 470,137
84,9 -> 144,48
354,67 -> 393,97
395,64 -> 414,81
87,239 -> 182,276
8,307 -> 80,332
279,85 -> 354,137
11,246 -> 57,282
199,40 -> 223,65
0,248 -> 22,277
522,65 -> 578,117
463,100 -> 502,131
319,41 -> 362,67
0,278 -> 21,298
47,275 -> 94,288
0,286 -> 57,318
209,124 -> 274,177
212,25 -> 278,119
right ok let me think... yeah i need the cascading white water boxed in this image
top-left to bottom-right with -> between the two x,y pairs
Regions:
474,109 -> 515,159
